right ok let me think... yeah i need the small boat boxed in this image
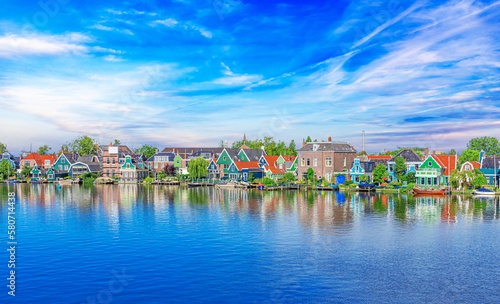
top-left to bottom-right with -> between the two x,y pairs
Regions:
30,179 -> 41,184
473,188 -> 495,196
59,180 -> 73,186
413,187 -> 446,195
358,183 -> 376,191
188,183 -> 202,188
316,184 -> 339,191
5,179 -> 20,184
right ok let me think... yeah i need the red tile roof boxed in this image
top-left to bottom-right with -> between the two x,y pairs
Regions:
22,153 -> 56,166
234,161 -> 261,170
432,155 -> 457,176
461,161 -> 481,171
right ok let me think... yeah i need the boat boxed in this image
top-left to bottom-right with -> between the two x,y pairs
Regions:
473,188 -> 495,196
5,179 -> 20,184
358,183 -> 376,191
188,183 -> 202,188
30,179 -> 42,184
58,180 -> 73,186
316,184 -> 339,191
412,187 -> 446,195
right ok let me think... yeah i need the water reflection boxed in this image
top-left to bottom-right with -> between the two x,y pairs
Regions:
1,184 -> 499,228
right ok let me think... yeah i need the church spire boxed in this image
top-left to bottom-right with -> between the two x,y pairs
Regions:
243,133 -> 246,145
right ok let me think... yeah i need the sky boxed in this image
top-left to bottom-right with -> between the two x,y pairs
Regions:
0,0 -> 499,154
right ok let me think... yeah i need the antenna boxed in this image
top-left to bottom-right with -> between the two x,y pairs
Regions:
362,131 -> 365,153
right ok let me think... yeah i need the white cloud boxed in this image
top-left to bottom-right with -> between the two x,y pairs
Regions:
151,18 -> 212,38
0,34 -> 88,57
152,18 -> 178,27
89,24 -> 134,35
103,55 -> 125,62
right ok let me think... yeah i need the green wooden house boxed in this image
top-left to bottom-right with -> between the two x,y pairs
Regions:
416,155 -> 457,187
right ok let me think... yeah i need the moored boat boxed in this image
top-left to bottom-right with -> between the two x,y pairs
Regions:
30,179 -> 42,184
59,180 -> 73,186
5,179 -> 20,184
473,188 -> 495,196
188,183 -> 202,188
413,187 -> 446,195
358,183 -> 375,191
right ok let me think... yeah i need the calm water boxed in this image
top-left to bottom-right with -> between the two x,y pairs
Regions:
1,184 -> 500,304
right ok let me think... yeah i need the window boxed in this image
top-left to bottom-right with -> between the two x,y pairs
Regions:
433,177 -> 437,185
325,157 -> 332,167
427,177 -> 431,185
343,157 -> 346,167
65,165 -> 68,170
107,158 -> 110,164
428,161 -> 432,166
306,158 -> 310,166
45,160 -> 50,166
421,178 -> 424,185
112,158 -> 115,164
223,156 -> 226,161
313,157 -> 317,167
112,169 -> 115,177
465,165 -> 470,170
279,163 -> 283,169
301,158 -> 305,166
61,158 -> 65,163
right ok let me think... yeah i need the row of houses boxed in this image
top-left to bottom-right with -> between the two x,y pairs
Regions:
1,139 -> 499,187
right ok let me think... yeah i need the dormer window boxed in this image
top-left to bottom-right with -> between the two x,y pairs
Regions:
61,158 -> 65,163
313,144 -> 319,151
428,161 -> 432,166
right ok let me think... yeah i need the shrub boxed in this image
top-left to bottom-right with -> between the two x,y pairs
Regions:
263,177 -> 274,186
345,180 -> 353,186
380,182 -> 389,187
390,181 -> 401,187
143,177 -> 154,183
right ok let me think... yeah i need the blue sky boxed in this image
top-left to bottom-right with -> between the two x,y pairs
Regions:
0,0 -> 499,154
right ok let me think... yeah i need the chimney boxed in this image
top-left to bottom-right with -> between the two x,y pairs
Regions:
302,138 -> 306,147
432,150 -> 435,155
155,148 -> 159,154
328,136 -> 332,142
425,148 -> 429,158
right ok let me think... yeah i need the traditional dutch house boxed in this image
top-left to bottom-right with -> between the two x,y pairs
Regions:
479,151 -> 500,187
226,161 -> 263,181
416,154 -> 457,187
1,151 -> 18,170
297,139 -> 357,182
101,144 -> 133,178
349,158 -> 375,183
52,152 -> 76,178
386,149 -> 422,182
69,155 -> 102,178
119,155 -> 149,183
146,151 -> 177,175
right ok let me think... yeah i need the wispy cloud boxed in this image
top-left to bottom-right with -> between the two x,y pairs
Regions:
89,24 -> 134,35
0,34 -> 88,57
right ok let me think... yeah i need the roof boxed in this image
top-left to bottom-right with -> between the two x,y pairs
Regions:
263,155 -> 280,165
146,152 -> 176,162
461,161 -> 481,171
233,161 -> 261,170
22,153 -> 57,166
389,149 -> 422,162
101,145 -> 134,155
298,142 -> 356,153
241,149 -> 266,161
62,153 -> 76,164
351,160 -> 376,173
431,155 -> 457,175
367,155 -> 392,160
281,155 -> 297,162
481,155 -> 500,169
161,147 -> 224,159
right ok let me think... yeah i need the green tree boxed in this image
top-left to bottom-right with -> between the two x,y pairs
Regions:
467,136 -> 500,155
20,165 -> 32,178
283,172 -> 296,182
450,169 -> 462,189
38,145 -> 51,155
0,159 -> 14,180
474,174 -> 487,188
113,139 -> 121,146
66,135 -> 99,155
405,171 -> 416,184
248,172 -> 255,183
0,142 -> 6,154
394,156 -> 406,181
449,149 -> 457,155
359,174 -> 368,182
187,157 -> 209,179
135,144 -> 157,159
306,136 -> 312,143
373,164 -> 389,184
458,149 -> 480,166
288,140 -> 296,154
307,168 -> 315,184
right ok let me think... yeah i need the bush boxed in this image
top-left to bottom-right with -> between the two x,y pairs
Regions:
143,177 -> 154,183
390,181 -> 401,187
405,183 -> 415,192
345,180 -> 353,186
380,182 -> 388,187
263,177 -> 274,186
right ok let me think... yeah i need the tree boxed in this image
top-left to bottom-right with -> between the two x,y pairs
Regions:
0,159 -> 14,180
458,149 -> 480,166
113,139 -> 121,146
359,174 -> 368,182
373,164 -> 389,184
306,136 -> 312,143
283,172 -> 295,183
135,144 -> 157,159
66,135 -> 99,155
450,169 -> 462,189
164,163 -> 177,176
405,171 -> 416,184
467,136 -> 500,155
449,149 -> 457,155
0,142 -> 6,154
288,140 -> 296,154
263,177 -> 274,186
38,145 -> 51,155
187,157 -> 209,179
394,156 -> 406,181
474,174 -> 487,188
307,168 -> 315,184
20,165 -> 32,178
248,172 -> 255,183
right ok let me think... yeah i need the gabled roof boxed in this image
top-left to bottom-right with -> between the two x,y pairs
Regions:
233,161 -> 261,170
389,149 -> 422,162
281,155 -> 297,162
461,161 -> 481,171
240,149 -> 266,161
298,142 -> 356,152
61,153 -> 76,164
481,155 -> 500,169
351,160 -> 376,173
22,153 -> 57,166
263,155 -> 280,165
430,155 -> 457,176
